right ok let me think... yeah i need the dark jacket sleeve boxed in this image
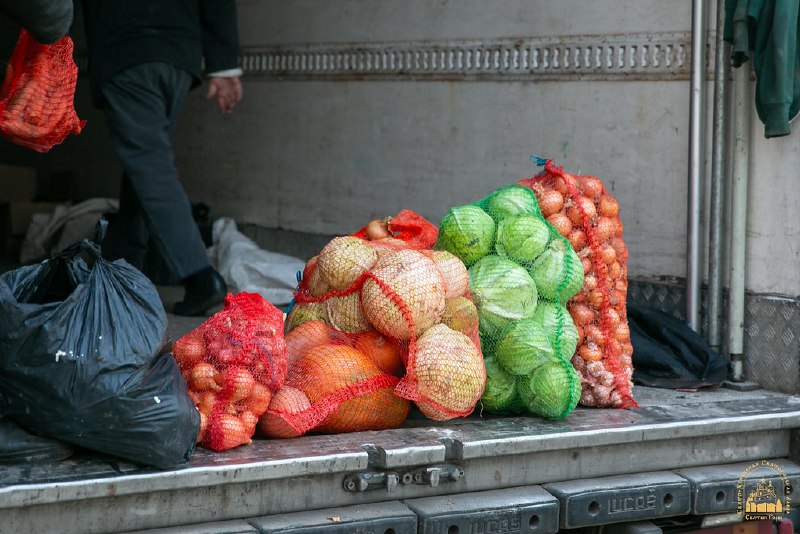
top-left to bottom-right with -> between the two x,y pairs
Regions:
0,0 -> 73,44
198,0 -> 240,73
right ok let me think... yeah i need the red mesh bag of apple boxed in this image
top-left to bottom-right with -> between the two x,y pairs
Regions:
0,29 -> 85,153
172,292 -> 287,451
260,210 -> 485,438
520,158 -> 636,409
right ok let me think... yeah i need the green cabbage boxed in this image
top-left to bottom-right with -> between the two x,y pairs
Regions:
524,362 -> 582,419
436,205 -> 496,267
481,357 -> 518,412
469,256 -> 538,342
495,215 -> 550,266
529,237 -> 584,303
484,185 -> 541,221
494,318 -> 555,376
532,300 -> 579,360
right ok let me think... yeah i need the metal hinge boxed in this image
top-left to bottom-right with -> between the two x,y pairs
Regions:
342,463 -> 464,493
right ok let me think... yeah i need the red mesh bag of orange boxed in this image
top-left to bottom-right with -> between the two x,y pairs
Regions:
172,292 -> 287,451
259,210 -> 486,439
520,158 -> 636,408
0,29 -> 85,153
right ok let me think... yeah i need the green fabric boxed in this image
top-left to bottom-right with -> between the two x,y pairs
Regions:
724,0 -> 800,138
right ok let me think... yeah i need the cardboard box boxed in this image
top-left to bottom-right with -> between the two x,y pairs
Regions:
0,165 -> 37,203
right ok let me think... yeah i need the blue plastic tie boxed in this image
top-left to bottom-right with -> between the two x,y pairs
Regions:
530,154 -> 548,167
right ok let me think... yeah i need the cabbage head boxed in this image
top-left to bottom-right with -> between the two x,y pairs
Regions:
529,236 -> 584,303
436,205 -> 495,267
469,256 -> 538,342
532,300 -> 579,360
495,215 -> 550,266
524,362 -> 582,419
484,185 -> 541,221
494,318 -> 555,376
481,357 -> 518,412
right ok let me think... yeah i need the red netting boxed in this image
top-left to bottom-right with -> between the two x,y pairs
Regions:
520,159 -> 636,409
264,210 -> 485,438
0,29 -> 85,153
172,292 -> 287,451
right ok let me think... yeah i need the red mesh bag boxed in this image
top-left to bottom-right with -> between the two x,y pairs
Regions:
0,29 -> 85,153
520,158 -> 636,408
172,292 -> 287,451
261,210 -> 485,438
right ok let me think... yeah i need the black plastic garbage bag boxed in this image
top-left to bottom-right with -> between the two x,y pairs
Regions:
628,302 -> 729,389
0,238 -> 199,469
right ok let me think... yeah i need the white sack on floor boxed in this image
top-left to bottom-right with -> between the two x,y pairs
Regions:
20,198 -> 119,263
209,218 -> 304,306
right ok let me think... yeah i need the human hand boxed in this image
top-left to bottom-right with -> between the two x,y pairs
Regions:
206,76 -> 242,114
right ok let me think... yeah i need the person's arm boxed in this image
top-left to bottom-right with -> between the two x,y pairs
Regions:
199,0 -> 242,114
0,0 -> 74,44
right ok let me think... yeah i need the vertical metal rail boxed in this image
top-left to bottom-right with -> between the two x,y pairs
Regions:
728,62 -> 750,381
687,0 -> 709,331
707,0 -> 730,353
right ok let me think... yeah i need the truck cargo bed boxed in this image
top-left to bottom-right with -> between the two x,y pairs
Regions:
1,385 -> 798,533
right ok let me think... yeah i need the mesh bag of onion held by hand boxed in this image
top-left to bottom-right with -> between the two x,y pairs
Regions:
172,292 -> 287,451
520,158 -> 636,409
261,210 -> 487,439
435,184 -> 584,420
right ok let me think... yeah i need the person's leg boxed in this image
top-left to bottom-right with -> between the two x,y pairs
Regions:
101,62 -> 226,315
102,172 -> 149,270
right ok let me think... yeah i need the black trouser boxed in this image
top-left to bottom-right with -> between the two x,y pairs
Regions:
100,62 -> 210,281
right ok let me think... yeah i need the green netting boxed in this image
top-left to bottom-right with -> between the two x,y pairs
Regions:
435,184 -> 583,420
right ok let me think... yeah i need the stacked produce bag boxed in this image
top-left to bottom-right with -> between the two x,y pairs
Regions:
262,210 -> 487,438
436,185 -> 584,419
173,292 -> 287,451
520,158 -> 636,408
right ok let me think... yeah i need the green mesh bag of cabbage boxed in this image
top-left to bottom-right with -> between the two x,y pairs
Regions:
435,184 -> 583,419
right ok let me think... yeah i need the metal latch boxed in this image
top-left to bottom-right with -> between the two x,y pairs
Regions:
342,463 -> 464,493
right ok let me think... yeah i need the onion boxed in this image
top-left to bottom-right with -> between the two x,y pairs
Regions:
536,189 -> 564,217
587,289 -> 605,307
547,212 -> 572,237
600,244 -> 617,265
317,236 -> 378,291
578,342 -> 603,362
584,324 -> 606,345
190,363 -> 221,392
602,307 -> 621,328
173,333 -> 206,370
570,303 -> 596,326
553,174 -> 577,195
566,197 -> 597,226
365,218 -> 392,240
599,195 -> 620,218
614,322 -> 630,341
607,261 -> 623,279
568,229 -> 587,249
594,217 -> 619,242
217,366 -> 256,403
244,382 -> 273,416
583,273 -> 598,290
609,237 -> 628,259
580,176 -> 604,201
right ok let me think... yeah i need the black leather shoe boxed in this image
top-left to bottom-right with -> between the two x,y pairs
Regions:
173,267 -> 227,316
0,416 -> 73,464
